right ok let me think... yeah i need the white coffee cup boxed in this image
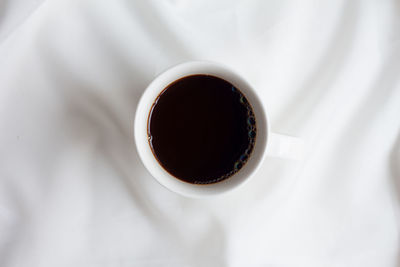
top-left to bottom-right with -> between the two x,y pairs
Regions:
134,61 -> 303,198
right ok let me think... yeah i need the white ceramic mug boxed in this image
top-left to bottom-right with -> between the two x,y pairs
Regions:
134,61 -> 303,198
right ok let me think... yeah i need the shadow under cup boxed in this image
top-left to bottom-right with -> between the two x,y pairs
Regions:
134,61 -> 268,197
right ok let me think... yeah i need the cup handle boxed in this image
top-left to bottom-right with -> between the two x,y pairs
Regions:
266,132 -> 304,160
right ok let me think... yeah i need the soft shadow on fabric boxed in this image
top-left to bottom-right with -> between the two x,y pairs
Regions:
390,134 -> 400,267
273,0 -> 360,133
0,0 -> 9,30
35,38 -> 167,224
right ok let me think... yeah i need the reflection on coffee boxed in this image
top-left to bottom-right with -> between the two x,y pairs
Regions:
147,74 -> 256,184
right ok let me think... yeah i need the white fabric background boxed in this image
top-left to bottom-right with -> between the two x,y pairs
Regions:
0,0 -> 399,266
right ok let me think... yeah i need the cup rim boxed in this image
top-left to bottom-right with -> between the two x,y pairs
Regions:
134,61 -> 269,197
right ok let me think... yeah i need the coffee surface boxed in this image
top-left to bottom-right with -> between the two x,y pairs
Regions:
148,74 -> 256,184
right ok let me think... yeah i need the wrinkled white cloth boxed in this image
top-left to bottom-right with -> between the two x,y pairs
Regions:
0,0 -> 399,266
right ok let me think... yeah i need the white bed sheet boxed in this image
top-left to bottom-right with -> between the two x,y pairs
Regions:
0,0 -> 399,266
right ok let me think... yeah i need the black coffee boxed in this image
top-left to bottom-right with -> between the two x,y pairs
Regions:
148,74 -> 256,184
